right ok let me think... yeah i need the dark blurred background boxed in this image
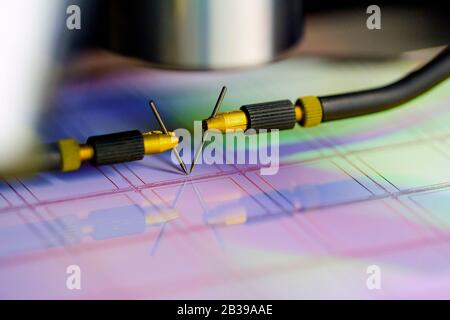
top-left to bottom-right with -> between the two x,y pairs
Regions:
63,0 -> 450,60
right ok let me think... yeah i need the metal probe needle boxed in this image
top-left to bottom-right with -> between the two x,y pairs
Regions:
149,100 -> 189,175
189,86 -> 227,174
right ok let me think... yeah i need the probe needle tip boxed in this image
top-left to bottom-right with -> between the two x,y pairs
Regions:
190,86 -> 227,174
175,151 -> 189,175
190,134 -> 207,175
148,100 -> 188,175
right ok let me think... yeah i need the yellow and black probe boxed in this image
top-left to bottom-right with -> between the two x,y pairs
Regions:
37,101 -> 187,173
202,46 -> 450,139
38,130 -> 179,173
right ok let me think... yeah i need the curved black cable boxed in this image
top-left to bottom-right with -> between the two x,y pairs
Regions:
320,46 -> 450,122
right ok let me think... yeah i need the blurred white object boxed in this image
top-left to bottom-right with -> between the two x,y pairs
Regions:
0,0 -> 62,172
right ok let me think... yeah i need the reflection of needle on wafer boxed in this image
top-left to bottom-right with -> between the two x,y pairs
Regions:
145,209 -> 179,225
149,100 -> 188,175
190,86 -> 227,174
207,208 -> 247,226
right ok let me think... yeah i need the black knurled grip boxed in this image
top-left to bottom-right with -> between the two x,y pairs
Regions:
240,100 -> 296,130
87,130 -> 144,166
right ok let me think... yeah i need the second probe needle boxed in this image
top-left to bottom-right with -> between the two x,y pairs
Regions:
190,86 -> 227,174
149,100 -> 188,175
